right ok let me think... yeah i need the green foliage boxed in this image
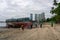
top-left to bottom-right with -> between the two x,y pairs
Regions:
55,15 -> 60,21
46,16 -> 56,22
52,3 -> 60,15
50,7 -> 54,14
46,18 -> 51,22
53,0 -> 57,5
50,0 -> 60,23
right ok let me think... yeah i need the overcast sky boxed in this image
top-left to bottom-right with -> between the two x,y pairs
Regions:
0,0 -> 60,21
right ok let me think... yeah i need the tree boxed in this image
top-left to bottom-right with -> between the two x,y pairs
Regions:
53,0 -> 57,5
50,0 -> 60,23
46,18 -> 50,22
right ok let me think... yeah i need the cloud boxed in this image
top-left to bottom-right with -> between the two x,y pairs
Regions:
0,0 -> 57,21
0,0 -> 7,11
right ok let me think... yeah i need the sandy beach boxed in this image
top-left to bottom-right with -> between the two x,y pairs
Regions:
0,23 -> 60,40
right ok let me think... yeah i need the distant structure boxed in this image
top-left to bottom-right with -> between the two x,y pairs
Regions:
6,17 -> 33,28
35,14 -> 38,22
30,14 -> 33,21
39,13 -> 45,21
35,13 -> 45,23
35,14 -> 39,23
6,17 -> 30,22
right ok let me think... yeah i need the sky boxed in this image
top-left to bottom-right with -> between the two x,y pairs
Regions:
0,0 -> 60,21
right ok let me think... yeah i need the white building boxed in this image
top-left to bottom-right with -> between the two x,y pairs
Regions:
35,13 -> 45,23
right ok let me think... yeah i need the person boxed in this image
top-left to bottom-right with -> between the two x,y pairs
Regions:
21,25 -> 24,30
31,24 -> 33,29
39,20 -> 43,28
35,22 -> 37,28
40,23 -> 42,28
51,21 -> 53,27
35,24 -> 37,27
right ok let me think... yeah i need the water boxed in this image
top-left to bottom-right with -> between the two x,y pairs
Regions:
0,23 -> 6,27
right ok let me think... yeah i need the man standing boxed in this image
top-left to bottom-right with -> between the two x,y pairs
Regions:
21,25 -> 24,30
39,20 -> 43,28
51,21 -> 54,27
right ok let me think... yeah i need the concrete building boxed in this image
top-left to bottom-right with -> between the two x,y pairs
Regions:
35,13 -> 45,23
35,14 -> 38,21
30,14 -> 33,21
39,13 -> 45,21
